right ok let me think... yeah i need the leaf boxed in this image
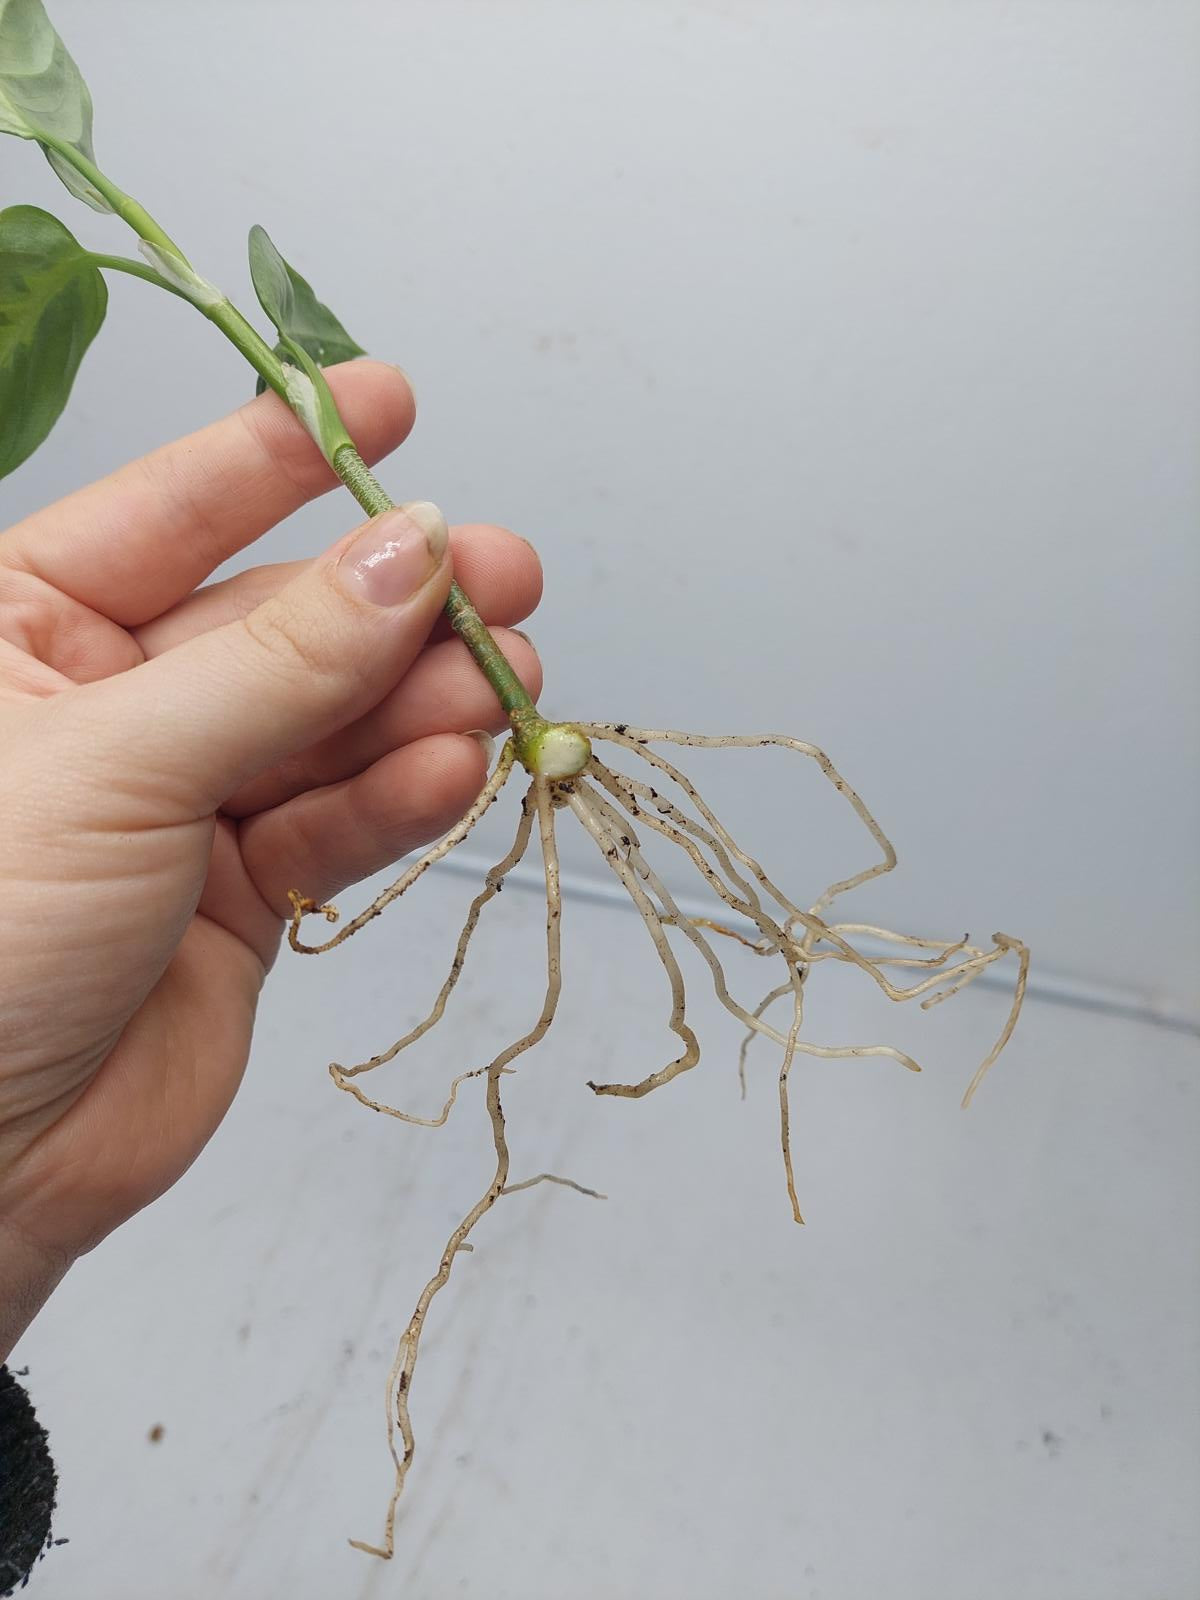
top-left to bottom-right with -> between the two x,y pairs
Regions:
0,0 -> 111,210
247,223 -> 366,390
247,225 -> 365,455
0,203 -> 107,478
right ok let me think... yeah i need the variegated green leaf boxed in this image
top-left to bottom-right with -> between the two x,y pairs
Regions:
0,203 -> 107,478
247,224 -> 364,455
0,0 -> 111,210
247,223 -> 365,394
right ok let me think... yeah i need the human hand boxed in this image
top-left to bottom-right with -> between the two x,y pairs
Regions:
0,361 -> 542,1359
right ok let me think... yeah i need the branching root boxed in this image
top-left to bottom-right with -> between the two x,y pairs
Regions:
293,725 -> 1027,1555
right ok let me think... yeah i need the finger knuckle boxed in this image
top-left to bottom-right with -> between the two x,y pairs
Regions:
241,602 -> 333,682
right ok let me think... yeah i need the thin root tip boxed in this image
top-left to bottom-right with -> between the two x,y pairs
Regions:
348,1539 -> 392,1560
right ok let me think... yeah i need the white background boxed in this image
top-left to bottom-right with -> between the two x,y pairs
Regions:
4,2 -> 1198,1597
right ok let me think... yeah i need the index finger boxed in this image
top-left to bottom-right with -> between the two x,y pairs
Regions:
0,360 -> 416,627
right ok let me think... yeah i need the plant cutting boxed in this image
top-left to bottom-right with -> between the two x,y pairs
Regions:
0,0 -> 1029,1560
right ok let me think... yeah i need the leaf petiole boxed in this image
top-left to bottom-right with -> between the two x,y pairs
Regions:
36,130 -> 185,258
87,248 -> 293,402
84,252 -> 190,299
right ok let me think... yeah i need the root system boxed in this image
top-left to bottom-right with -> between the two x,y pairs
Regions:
288,726 -> 1028,1556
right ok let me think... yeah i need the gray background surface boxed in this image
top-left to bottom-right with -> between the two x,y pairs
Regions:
4,2 -> 1198,1596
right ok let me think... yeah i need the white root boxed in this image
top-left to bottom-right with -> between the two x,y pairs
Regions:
579,730 -> 1027,1111
587,760 -> 782,945
960,934 -> 1030,1108
503,1172 -> 608,1200
350,777 -> 564,1561
583,728 -> 981,1004
590,757 -> 766,914
578,725 -> 897,913
821,923 -> 973,968
329,790 -> 538,1124
584,729 -> 947,995
739,981 -> 793,1100
776,975 -> 807,1222
567,784 -> 700,1096
287,740 -> 517,952
353,1064 -> 512,1561
290,724 -> 1027,1553
581,773 -> 794,1047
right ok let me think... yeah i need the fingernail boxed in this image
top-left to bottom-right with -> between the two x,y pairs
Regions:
465,730 -> 496,766
399,500 -> 449,549
338,504 -> 448,606
511,628 -> 533,646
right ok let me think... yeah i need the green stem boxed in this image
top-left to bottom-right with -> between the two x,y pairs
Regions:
204,298 -> 291,400
89,254 -> 290,400
53,140 -> 548,750
87,253 -> 192,300
332,445 -> 544,738
40,134 -> 185,258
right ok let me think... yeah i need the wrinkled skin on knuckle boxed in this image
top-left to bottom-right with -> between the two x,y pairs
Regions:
239,592 -> 347,687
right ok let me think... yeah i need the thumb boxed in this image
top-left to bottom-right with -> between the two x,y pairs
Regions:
82,501 -> 453,812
